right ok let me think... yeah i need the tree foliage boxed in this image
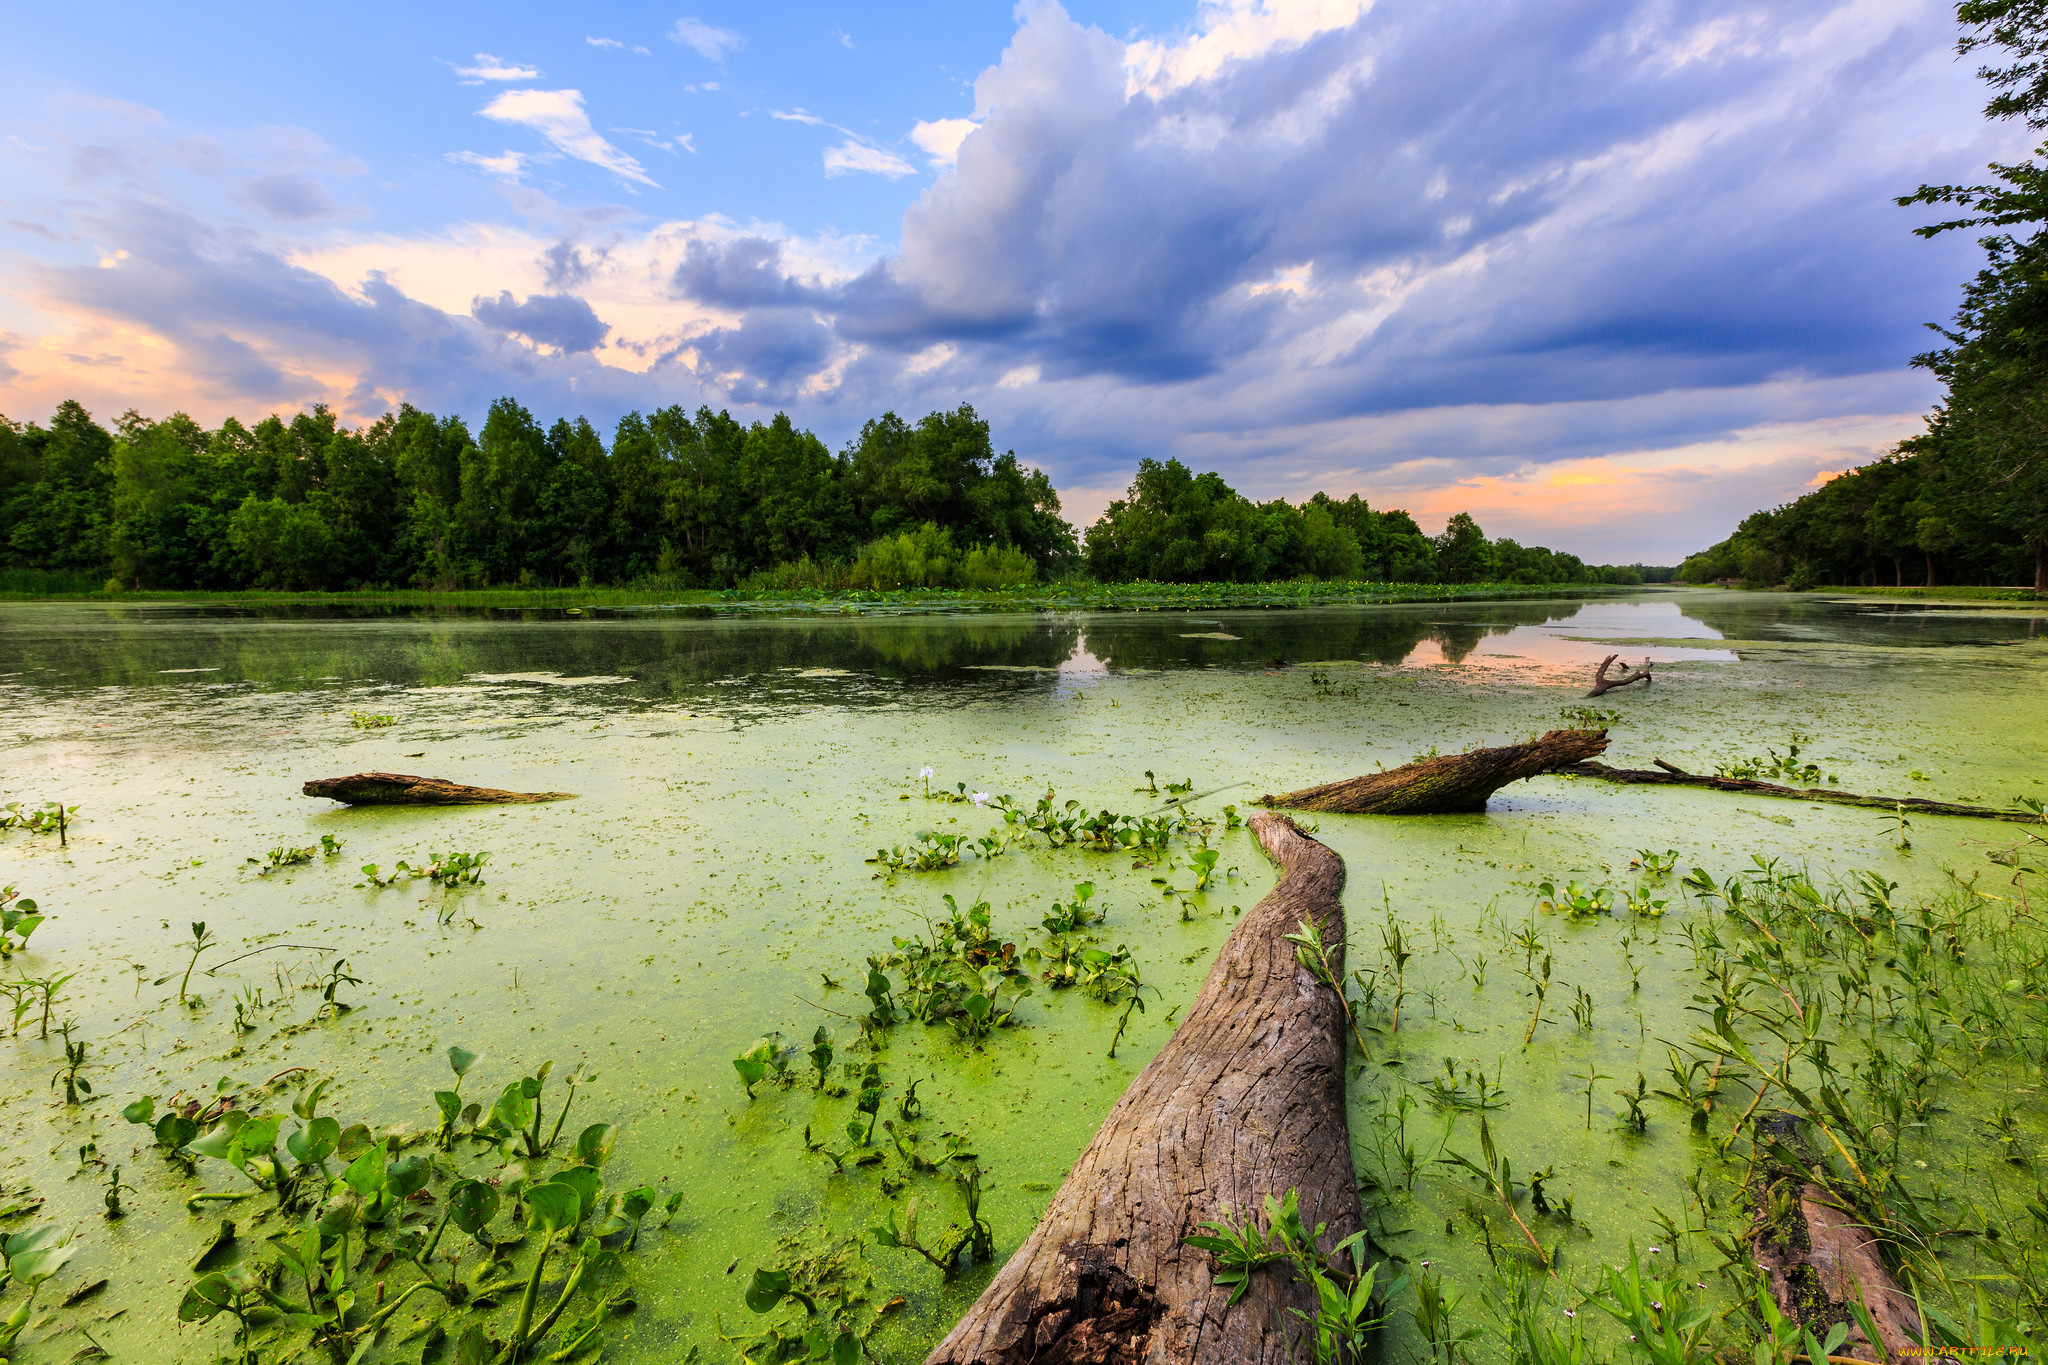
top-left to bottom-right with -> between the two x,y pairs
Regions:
1688,2 -> 2048,591
1082,458 -> 1652,586
0,400 -> 1078,592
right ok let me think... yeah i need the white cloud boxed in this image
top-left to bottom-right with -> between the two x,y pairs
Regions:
1123,0 -> 1371,96
586,36 -> 623,50
770,108 -> 825,125
452,54 -> 539,83
446,149 -> 527,179
670,17 -> 743,60
909,117 -> 978,168
823,142 -> 916,178
479,89 -> 656,186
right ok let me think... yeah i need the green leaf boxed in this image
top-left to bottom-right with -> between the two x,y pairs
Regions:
178,1272 -> 235,1323
554,1166 -> 603,1225
232,1112 -> 282,1157
621,1186 -> 656,1221
121,1097 -> 154,1125
10,1243 -> 75,1286
573,1122 -> 619,1168
448,1045 -> 480,1079
744,1267 -> 791,1314
343,1142 -> 387,1199
385,1154 -> 432,1201
524,1181 -> 580,1235
446,1179 -> 500,1238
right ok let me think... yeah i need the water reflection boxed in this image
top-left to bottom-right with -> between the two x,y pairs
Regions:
3,593 -> 2040,722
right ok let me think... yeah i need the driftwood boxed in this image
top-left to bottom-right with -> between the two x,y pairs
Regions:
1259,729 -> 1610,815
1558,759 -> 2041,823
1752,1182 -> 1920,1363
301,773 -> 573,806
1585,653 -> 1652,697
925,813 -> 1358,1365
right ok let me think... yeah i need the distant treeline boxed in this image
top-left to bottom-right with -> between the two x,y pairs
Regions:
0,398 -> 1657,592
1681,3 -> 2048,593
1083,458 -> 1662,586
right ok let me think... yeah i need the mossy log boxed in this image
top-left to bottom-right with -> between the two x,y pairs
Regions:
301,773 -> 573,806
924,813 -> 1358,1365
1751,1181 -> 1920,1362
1259,728 -> 1610,815
1558,759 -> 2041,822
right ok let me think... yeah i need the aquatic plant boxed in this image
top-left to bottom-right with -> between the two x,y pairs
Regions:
1184,1187 -> 1400,1364
0,1223 -> 78,1356
1040,881 -> 1102,934
0,886 -> 42,957
1713,735 -> 1828,785
347,709 -> 396,729
1535,880 -> 1614,919
0,800 -> 76,840
48,1021 -> 89,1104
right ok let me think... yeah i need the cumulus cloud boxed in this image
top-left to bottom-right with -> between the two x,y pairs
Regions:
823,142 -> 917,178
471,289 -> 611,352
453,54 -> 539,82
478,89 -> 656,186
670,17 -> 742,60
909,118 -> 978,168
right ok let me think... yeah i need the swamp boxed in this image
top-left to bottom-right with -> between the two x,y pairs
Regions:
0,587 -> 2044,1364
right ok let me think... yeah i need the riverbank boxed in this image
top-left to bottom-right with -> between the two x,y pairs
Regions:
0,577 -> 1654,615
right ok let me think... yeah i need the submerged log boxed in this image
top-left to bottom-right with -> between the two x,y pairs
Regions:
301,773 -> 573,806
925,813 -> 1358,1365
1558,760 -> 2040,823
1259,728 -> 1610,815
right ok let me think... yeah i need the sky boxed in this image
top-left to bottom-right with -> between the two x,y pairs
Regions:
0,0 -> 2018,562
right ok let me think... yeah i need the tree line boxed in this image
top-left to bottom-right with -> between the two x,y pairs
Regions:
1681,1 -> 2048,592
1081,458 -> 1657,586
0,399 -> 1072,592
0,397 -> 1653,593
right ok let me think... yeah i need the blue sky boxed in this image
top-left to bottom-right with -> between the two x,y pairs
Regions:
0,0 -> 2016,559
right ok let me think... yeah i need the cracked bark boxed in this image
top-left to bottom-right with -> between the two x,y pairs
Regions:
924,813 -> 1359,1365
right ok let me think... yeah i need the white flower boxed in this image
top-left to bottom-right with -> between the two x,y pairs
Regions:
972,792 -> 990,806
920,766 -> 934,778
1652,1302 -> 1663,1312
1564,1309 -> 1577,1319
1648,1246 -> 1660,1255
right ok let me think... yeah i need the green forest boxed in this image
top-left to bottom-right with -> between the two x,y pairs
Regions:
1680,0 -> 2048,592
0,397 -> 1652,594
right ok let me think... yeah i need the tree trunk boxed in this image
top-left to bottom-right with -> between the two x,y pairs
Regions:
1259,729 -> 1610,815
1556,760 -> 2038,822
1924,551 -> 1935,588
2034,538 -> 2045,593
301,773 -> 574,805
925,813 -> 1359,1365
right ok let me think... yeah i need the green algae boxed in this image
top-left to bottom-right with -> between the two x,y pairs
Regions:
0,591 -> 2042,1361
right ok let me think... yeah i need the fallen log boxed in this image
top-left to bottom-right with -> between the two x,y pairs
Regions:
1259,729 -> 1610,815
301,773 -> 574,806
1585,653 -> 1652,697
1556,760 -> 2040,823
1750,1119 -> 1920,1362
925,813 -> 1359,1365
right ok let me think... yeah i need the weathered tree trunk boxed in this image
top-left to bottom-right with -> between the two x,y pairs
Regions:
925,813 -> 1358,1365
301,773 -> 573,806
1259,729 -> 1610,815
1557,759 -> 2040,822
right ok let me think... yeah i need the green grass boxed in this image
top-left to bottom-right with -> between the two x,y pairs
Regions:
0,577 -> 1649,615
1807,584 -> 2044,604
